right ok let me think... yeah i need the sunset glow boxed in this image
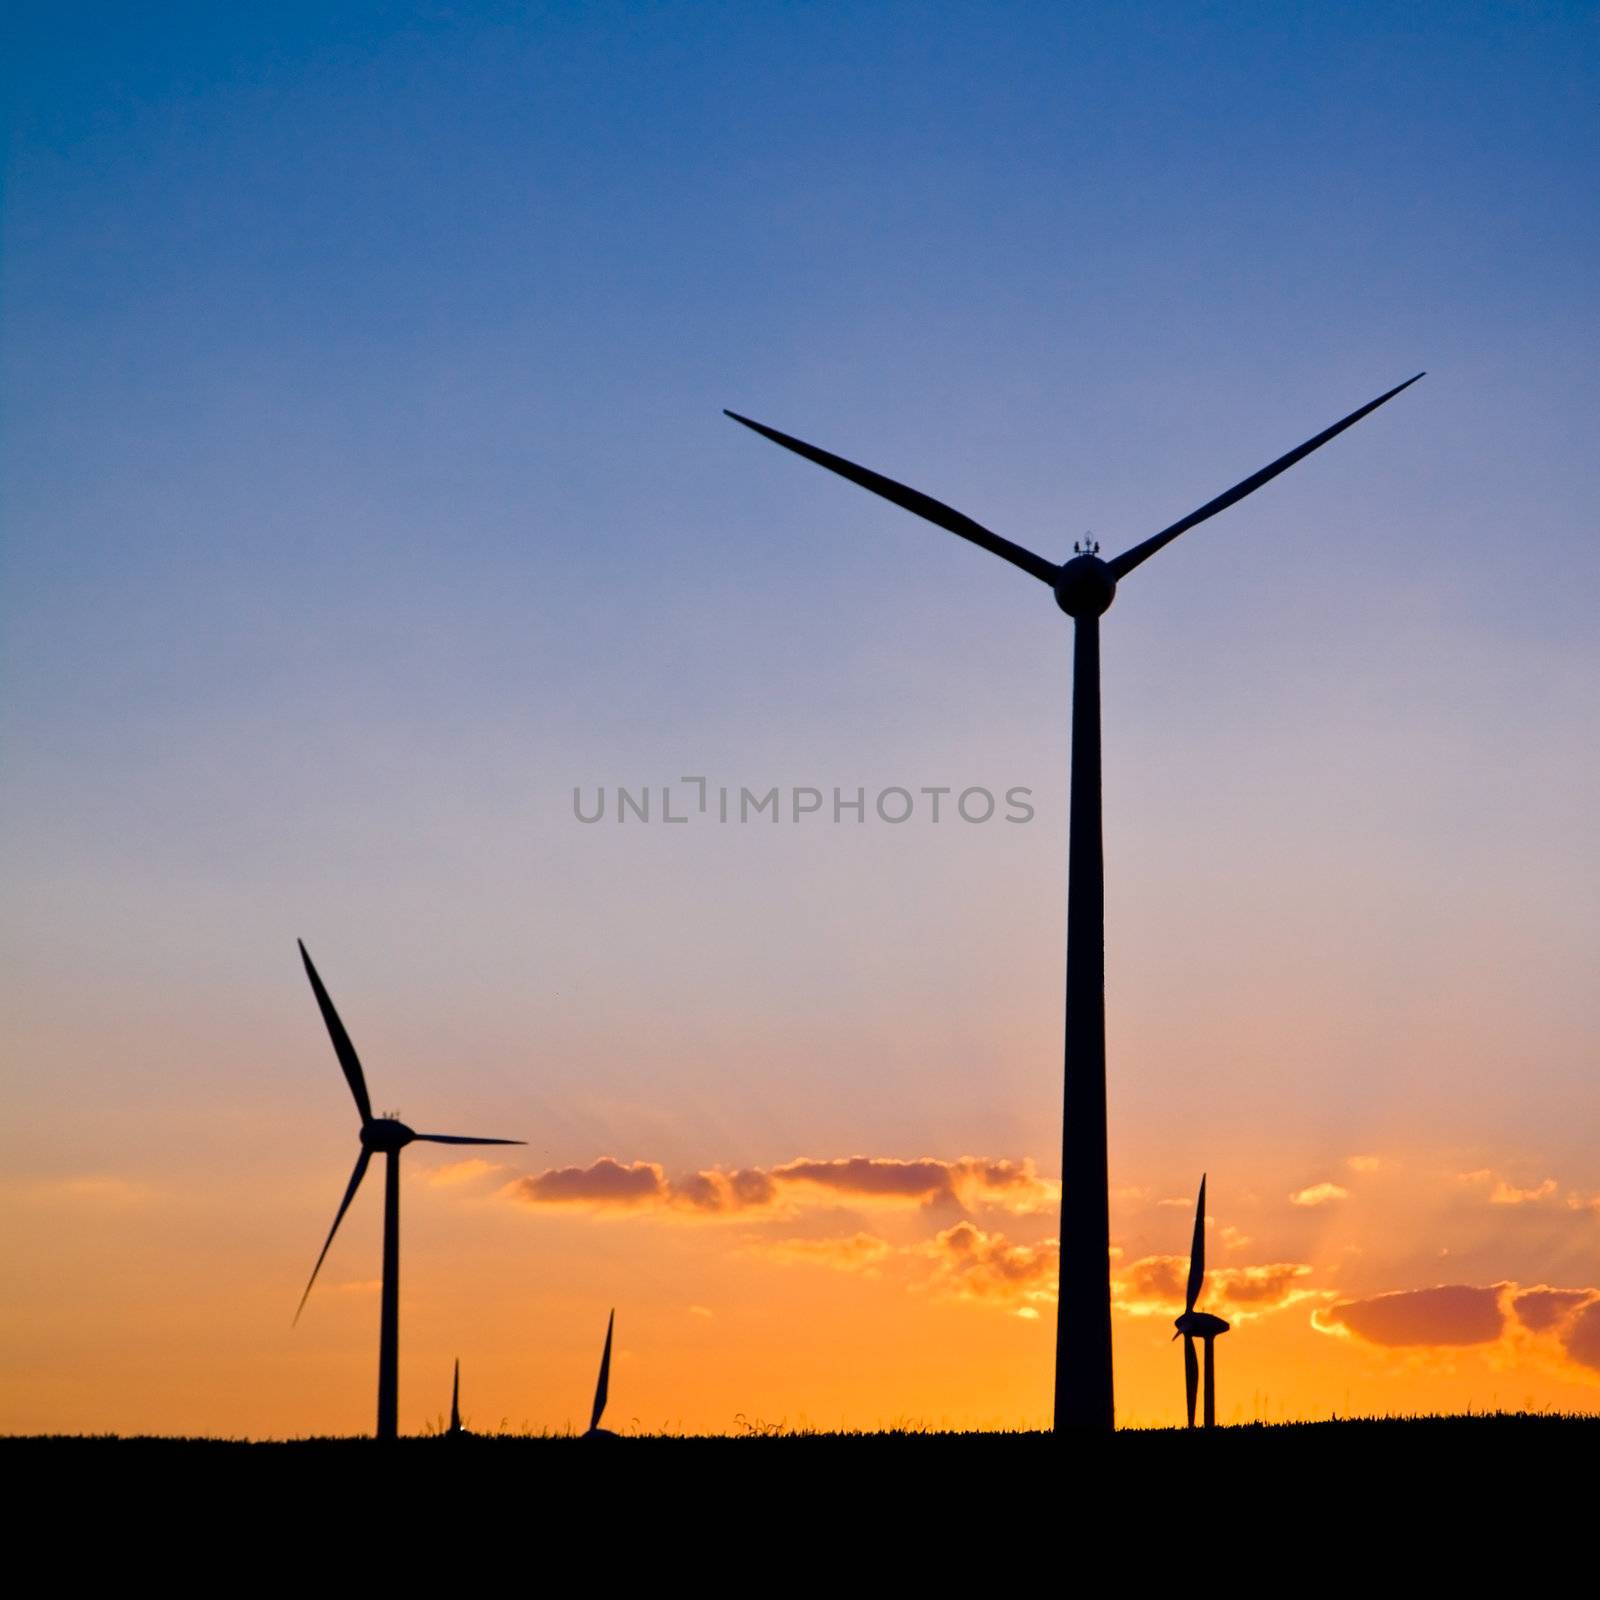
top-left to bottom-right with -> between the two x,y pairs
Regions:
2,3 -> 1595,1437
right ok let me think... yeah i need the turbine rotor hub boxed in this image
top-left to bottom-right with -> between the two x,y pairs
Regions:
1175,1310 -> 1231,1338
1053,553 -> 1117,617
361,1117 -> 416,1152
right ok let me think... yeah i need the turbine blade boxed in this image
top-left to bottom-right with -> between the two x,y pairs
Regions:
412,1134 -> 527,1146
1184,1334 -> 1199,1428
589,1308 -> 614,1434
723,410 -> 1060,585
298,941 -> 373,1125
450,1358 -> 461,1432
293,1146 -> 371,1324
1186,1173 -> 1207,1314
1105,373 -> 1425,580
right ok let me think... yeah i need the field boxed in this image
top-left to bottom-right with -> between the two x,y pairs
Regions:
10,1413 -> 1594,1537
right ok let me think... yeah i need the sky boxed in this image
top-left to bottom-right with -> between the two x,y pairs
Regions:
2,1 -> 1596,1435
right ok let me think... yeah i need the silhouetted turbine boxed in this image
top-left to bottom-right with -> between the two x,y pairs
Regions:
584,1309 -> 619,1439
725,375 -> 1422,1433
293,940 -> 525,1440
1173,1174 -> 1230,1428
447,1357 -> 465,1438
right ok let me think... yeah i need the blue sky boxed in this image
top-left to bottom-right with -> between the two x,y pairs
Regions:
2,2 -> 1597,1432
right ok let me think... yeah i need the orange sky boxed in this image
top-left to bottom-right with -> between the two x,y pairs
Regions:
5,1137 -> 1597,1436
3,1 -> 1597,1443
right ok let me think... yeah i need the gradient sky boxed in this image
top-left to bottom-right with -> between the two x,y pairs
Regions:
2,1 -> 1596,1435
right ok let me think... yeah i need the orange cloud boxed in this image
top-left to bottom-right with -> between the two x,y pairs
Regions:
1315,1281 -> 1600,1383
1316,1284 -> 1503,1347
918,1222 -> 1059,1309
1113,1255 -> 1318,1321
1289,1182 -> 1349,1207
1489,1178 -> 1558,1205
419,1157 -> 506,1188
503,1153 -> 1055,1218
1346,1155 -> 1383,1173
1457,1169 -> 1561,1205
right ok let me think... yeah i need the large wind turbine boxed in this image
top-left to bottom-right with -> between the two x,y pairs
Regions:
1173,1174 -> 1230,1428
293,940 -> 525,1440
724,375 -> 1422,1432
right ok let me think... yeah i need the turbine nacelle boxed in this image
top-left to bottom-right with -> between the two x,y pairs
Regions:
360,1117 -> 417,1153
1173,1309 -> 1230,1340
1052,553 -> 1117,618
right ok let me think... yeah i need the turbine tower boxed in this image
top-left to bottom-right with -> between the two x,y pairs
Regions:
584,1308 -> 619,1439
724,375 -> 1421,1432
293,940 -> 525,1440
1173,1174 -> 1230,1428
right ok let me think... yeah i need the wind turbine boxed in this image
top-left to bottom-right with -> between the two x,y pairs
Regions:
445,1357 -> 466,1438
293,940 -> 525,1440
1174,1174 -> 1229,1428
583,1308 -> 620,1439
724,374 -> 1422,1433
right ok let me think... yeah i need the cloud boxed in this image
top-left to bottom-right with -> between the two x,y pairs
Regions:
1316,1281 -> 1600,1383
1315,1284 -> 1504,1347
919,1222 -> 1059,1308
1489,1178 -> 1558,1206
503,1153 -> 1056,1219
774,1156 -> 1057,1213
506,1157 -> 668,1210
739,1219 -> 1058,1309
1289,1182 -> 1349,1208
1113,1255 -> 1319,1321
1512,1287 -> 1593,1333
1457,1169 -> 1561,1205
1564,1300 -> 1600,1373
419,1158 -> 506,1188
1346,1155 -> 1382,1173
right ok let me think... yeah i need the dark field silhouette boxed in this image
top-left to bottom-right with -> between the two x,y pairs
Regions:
11,1415 -> 1591,1551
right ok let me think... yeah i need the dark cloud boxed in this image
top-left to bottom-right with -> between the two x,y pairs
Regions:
504,1153 -> 1054,1217
1512,1287 -> 1593,1334
1562,1299 -> 1600,1372
506,1157 -> 666,1208
1319,1284 -> 1504,1347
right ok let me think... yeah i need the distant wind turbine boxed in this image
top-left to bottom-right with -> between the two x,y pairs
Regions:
584,1309 -> 620,1439
445,1357 -> 466,1438
293,940 -> 525,1440
1173,1174 -> 1230,1428
724,374 -> 1421,1432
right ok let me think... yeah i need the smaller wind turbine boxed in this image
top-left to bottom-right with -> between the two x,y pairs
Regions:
444,1357 -> 467,1439
1173,1174 -> 1230,1428
293,940 -> 525,1440
583,1309 -> 620,1439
